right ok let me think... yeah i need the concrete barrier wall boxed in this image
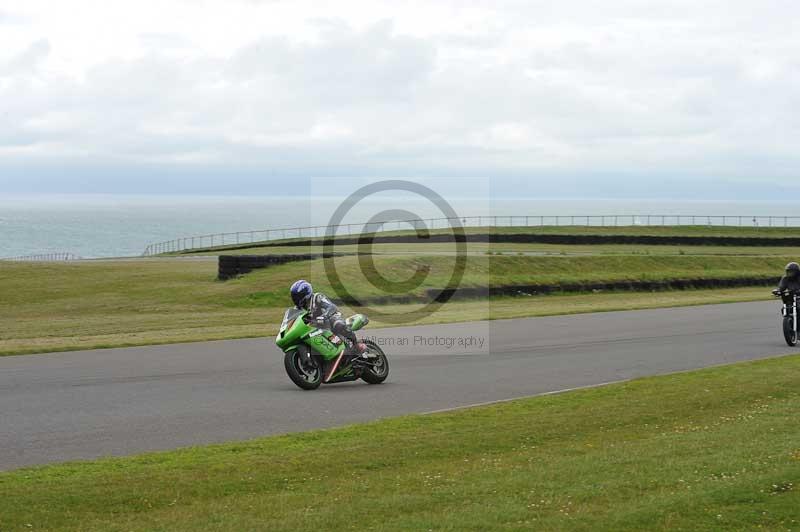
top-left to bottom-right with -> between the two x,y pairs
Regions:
218,254 -> 336,280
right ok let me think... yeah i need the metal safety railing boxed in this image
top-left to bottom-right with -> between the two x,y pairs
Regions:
141,214 -> 800,256
0,252 -> 81,262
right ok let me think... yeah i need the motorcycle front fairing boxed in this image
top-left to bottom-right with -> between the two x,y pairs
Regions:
276,307 -> 310,350
275,307 -> 346,361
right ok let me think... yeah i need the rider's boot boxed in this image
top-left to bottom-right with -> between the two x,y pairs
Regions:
345,339 -> 368,357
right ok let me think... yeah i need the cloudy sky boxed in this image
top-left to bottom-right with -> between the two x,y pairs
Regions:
1,0 -> 798,198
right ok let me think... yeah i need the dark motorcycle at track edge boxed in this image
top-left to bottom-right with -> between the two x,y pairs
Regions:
773,288 -> 799,347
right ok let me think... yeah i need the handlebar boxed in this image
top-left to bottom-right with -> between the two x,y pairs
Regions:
303,315 -> 327,327
773,289 -> 799,297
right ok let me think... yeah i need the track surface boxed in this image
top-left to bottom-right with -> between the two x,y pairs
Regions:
0,300 -> 792,471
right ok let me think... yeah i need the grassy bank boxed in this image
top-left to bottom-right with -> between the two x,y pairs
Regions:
0,254 -> 784,355
0,255 -> 785,355
2,354 -> 799,530
292,254 -> 787,299
169,224 -> 800,255
184,241 -> 800,257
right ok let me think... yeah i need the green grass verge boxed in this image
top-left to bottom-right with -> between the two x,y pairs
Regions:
288,254 -> 787,300
2,354 -> 799,531
0,254 -> 787,355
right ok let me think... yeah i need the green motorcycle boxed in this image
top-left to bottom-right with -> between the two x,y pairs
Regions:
275,308 -> 389,390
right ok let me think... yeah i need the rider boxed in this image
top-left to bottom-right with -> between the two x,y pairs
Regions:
774,262 -> 800,297
290,280 -> 366,355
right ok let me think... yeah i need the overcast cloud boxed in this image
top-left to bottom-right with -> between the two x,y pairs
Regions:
1,0 -> 798,197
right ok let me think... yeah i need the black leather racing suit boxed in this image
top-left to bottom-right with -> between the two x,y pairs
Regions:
776,275 -> 800,304
304,292 -> 358,346
778,275 -> 800,293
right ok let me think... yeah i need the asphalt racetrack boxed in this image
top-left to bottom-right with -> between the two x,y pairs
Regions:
1,300 -> 793,471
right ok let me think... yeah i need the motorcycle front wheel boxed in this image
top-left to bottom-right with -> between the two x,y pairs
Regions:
284,348 -> 322,390
783,316 -> 797,347
360,340 -> 389,384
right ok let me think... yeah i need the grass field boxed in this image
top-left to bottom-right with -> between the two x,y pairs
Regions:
1,353 -> 799,531
0,253 -> 786,356
289,254 -> 787,299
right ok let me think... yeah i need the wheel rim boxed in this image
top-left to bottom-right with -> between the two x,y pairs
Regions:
369,349 -> 388,377
294,353 -> 320,382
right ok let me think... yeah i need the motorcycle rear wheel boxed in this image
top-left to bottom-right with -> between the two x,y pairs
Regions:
284,348 -> 322,390
360,340 -> 389,384
783,316 -> 797,347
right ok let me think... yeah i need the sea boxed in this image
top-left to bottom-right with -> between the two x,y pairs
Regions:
1,194 -> 798,259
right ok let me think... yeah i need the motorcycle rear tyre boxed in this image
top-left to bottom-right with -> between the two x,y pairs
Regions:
360,340 -> 389,384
